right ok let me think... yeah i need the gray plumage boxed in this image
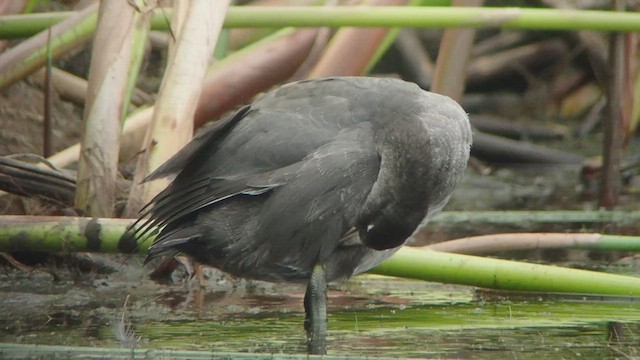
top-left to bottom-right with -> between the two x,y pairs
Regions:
133,76 -> 472,283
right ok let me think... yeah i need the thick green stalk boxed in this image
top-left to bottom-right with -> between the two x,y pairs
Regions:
0,4 -> 98,91
585,234 -> 640,251
0,12 -> 71,38
225,6 -> 640,31
371,247 -> 640,296
432,210 -> 640,225
3,7 -> 640,40
3,215 -> 640,254
2,216 -> 640,297
0,216 -> 144,254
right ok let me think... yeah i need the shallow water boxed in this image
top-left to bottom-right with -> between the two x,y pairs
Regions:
2,162 -> 639,359
1,265 -> 639,359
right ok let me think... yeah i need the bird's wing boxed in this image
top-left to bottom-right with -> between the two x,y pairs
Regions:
141,80 -> 373,186
143,105 -> 251,182
133,175 -> 277,242
141,124 -> 380,268
248,124 -> 381,271
145,77 -> 416,183
135,80 -> 365,222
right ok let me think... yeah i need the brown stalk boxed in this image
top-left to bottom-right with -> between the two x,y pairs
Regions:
194,28 -> 320,127
540,0 -> 608,88
0,2 -> 99,92
471,131 -> 583,165
124,0 -> 231,216
32,67 -> 152,107
307,0 -> 408,79
395,28 -> 434,89
75,0 -> 152,217
43,29 -> 53,158
599,0 -> 626,209
426,233 -> 603,255
623,31 -> 639,142
431,0 -> 485,100
466,39 -> 568,92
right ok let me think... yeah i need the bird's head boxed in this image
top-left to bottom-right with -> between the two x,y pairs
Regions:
357,205 -> 427,250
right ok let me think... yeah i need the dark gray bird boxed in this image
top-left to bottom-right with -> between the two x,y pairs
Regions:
131,76 -> 472,354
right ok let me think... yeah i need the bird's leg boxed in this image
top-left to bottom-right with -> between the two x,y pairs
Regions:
304,263 -> 327,355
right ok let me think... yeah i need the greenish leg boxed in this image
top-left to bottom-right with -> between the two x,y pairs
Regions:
304,264 -> 327,355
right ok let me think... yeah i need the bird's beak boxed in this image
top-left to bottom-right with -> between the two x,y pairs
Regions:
339,226 -> 362,247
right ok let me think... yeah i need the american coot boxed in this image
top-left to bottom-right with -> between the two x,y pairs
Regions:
130,76 -> 472,354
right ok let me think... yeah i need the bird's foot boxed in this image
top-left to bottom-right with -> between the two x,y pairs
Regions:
304,264 -> 327,355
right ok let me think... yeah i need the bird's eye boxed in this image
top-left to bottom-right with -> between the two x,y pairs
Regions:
367,224 -> 375,231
